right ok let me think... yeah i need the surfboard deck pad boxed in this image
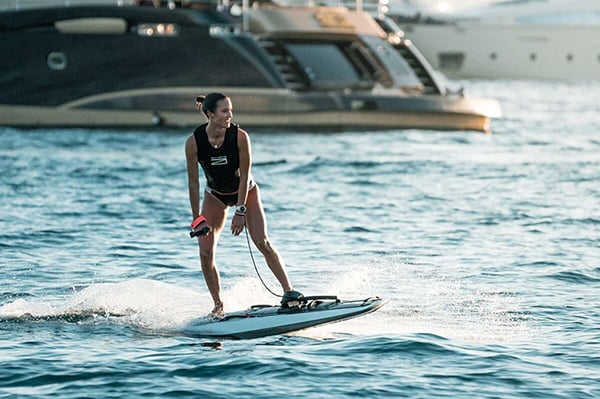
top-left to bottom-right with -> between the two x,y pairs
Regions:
183,296 -> 386,339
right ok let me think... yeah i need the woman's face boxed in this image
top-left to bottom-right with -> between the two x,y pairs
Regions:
209,97 -> 233,128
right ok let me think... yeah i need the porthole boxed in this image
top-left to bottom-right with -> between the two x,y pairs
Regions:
490,52 -> 497,60
567,53 -> 573,62
529,53 -> 537,61
438,52 -> 465,70
47,52 -> 67,70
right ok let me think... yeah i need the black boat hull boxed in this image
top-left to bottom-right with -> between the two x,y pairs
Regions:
0,4 -> 500,131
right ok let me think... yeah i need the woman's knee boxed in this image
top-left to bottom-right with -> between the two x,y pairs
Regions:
254,237 -> 275,254
199,247 -> 215,265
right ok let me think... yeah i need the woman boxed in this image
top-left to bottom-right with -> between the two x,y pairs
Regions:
185,93 -> 302,317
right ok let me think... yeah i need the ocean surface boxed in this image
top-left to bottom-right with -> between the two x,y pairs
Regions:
1,80 -> 599,398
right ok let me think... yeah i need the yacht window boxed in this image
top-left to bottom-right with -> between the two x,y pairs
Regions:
516,11 -> 600,26
55,18 -> 127,34
529,53 -> 537,61
361,36 -> 422,88
284,44 -> 362,89
566,53 -> 573,62
344,43 -> 378,80
438,52 -> 464,70
490,52 -> 497,61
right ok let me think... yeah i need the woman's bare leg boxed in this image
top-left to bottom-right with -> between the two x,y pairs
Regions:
198,191 -> 228,315
245,185 -> 293,292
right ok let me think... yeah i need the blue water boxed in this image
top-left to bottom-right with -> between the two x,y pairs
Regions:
1,80 -> 599,398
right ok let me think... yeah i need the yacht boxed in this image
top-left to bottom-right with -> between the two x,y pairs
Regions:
0,0 -> 500,131
393,0 -> 600,80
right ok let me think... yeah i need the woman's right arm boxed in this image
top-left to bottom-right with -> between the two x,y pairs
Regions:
185,135 -> 201,218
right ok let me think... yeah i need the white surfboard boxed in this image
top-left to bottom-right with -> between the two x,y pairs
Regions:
182,296 -> 386,339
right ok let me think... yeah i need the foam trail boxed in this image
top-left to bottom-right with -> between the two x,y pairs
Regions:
0,262 -> 531,342
291,259 -> 532,342
0,298 -> 57,320
65,279 -> 209,330
0,279 -> 208,330
0,278 -> 282,332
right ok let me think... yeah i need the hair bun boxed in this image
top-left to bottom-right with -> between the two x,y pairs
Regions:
196,92 -> 227,116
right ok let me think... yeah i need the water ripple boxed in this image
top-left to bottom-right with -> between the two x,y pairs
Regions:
1,80 -> 599,398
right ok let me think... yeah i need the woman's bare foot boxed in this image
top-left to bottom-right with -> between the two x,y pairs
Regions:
210,301 -> 224,318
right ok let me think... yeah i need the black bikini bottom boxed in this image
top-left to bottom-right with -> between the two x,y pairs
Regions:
206,181 -> 256,207
207,189 -> 238,207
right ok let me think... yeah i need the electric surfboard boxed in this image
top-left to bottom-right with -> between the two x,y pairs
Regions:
183,296 -> 386,339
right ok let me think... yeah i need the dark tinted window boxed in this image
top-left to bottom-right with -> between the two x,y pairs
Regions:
285,44 -> 361,89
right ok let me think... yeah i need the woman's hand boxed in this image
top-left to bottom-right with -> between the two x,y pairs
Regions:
231,213 -> 245,236
190,215 -> 212,238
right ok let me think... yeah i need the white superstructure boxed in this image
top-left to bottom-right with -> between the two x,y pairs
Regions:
395,0 -> 600,80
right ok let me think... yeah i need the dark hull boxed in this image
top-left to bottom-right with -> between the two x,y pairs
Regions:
0,86 -> 498,131
0,4 -> 500,131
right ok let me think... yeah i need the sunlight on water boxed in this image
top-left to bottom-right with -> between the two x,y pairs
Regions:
1,83 -> 598,399
1,278 -> 293,331
294,257 -> 532,343
0,264 -> 530,343
1,280 -> 204,329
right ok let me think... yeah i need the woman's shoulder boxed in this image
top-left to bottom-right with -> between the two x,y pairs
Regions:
235,125 -> 250,141
193,123 -> 208,135
189,124 -> 209,144
231,124 -> 248,137
184,133 -> 197,153
186,123 -> 207,149
226,123 -> 248,142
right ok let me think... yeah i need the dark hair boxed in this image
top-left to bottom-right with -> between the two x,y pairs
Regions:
195,92 -> 227,117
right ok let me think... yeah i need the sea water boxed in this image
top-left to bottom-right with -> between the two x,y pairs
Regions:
1,81 -> 599,398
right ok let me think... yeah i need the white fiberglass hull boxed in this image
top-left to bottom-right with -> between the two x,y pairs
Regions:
401,23 -> 600,80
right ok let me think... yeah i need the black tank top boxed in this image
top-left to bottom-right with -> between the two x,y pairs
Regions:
193,123 -> 240,193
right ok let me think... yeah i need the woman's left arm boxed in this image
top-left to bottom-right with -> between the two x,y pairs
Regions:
231,129 -> 251,235
236,128 -> 251,207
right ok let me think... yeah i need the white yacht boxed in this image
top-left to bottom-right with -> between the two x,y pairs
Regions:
393,0 -> 600,80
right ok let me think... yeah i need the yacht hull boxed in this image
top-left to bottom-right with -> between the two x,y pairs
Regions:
0,87 -> 497,132
0,4 -> 500,132
401,23 -> 600,81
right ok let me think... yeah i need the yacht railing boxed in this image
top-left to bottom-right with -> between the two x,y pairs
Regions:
2,0 -> 136,11
1,0 -> 392,30
226,0 -> 391,31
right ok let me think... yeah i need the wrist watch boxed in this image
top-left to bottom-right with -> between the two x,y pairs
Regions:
236,204 -> 247,214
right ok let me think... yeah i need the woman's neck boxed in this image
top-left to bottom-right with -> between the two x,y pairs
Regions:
206,121 -> 226,138
205,122 -> 226,148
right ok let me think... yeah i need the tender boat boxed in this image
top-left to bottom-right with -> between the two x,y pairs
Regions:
393,0 -> 600,81
0,0 -> 500,131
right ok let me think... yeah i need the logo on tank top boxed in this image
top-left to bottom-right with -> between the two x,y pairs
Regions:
211,156 -> 228,166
